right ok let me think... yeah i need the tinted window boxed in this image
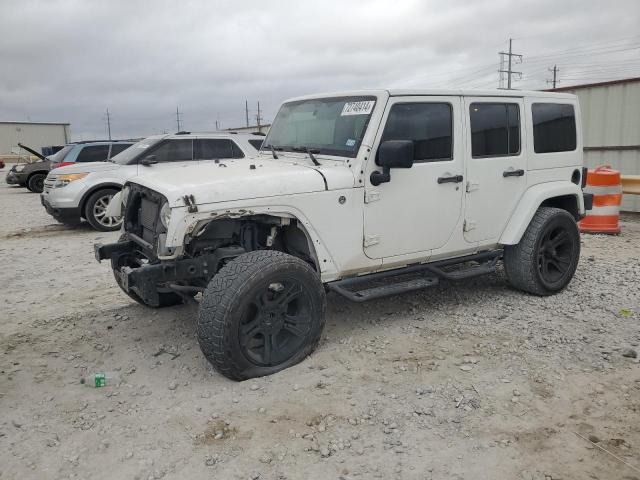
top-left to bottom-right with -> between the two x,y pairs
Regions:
75,145 -> 110,162
109,143 -> 132,158
381,103 -> 452,162
248,139 -> 263,150
470,103 -> 520,157
147,139 -> 193,162
532,103 -> 576,153
195,139 -> 244,159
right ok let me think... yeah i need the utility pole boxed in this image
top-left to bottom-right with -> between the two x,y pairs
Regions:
256,101 -> 262,128
245,100 -> 250,127
175,106 -> 183,132
547,65 -> 559,89
105,108 -> 112,140
498,38 -> 522,89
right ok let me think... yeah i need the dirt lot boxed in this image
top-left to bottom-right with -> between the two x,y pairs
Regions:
1,167 -> 639,480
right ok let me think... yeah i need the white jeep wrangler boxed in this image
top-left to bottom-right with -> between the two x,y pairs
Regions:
96,89 -> 593,380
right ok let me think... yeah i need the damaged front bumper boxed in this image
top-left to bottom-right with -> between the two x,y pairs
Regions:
95,235 -> 244,307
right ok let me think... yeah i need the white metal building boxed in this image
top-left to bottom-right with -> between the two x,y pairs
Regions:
0,121 -> 71,155
551,77 -> 640,212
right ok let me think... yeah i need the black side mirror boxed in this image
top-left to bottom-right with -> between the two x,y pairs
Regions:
370,140 -> 414,186
140,155 -> 157,166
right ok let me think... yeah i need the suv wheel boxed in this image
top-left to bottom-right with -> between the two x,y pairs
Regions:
503,207 -> 580,296
27,173 -> 46,193
198,250 -> 326,381
85,188 -> 123,231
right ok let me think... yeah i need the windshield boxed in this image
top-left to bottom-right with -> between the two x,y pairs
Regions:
264,96 -> 376,158
110,136 -> 164,164
46,145 -> 73,162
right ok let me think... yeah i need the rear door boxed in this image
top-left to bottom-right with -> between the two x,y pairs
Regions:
463,97 -> 527,243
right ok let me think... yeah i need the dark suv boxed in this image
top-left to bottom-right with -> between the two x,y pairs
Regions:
6,141 -> 133,193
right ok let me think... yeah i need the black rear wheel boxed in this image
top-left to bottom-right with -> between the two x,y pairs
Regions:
504,207 -> 580,295
198,250 -> 326,381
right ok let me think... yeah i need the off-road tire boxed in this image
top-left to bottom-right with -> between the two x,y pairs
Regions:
198,250 -> 326,381
503,207 -> 580,296
85,188 -> 123,231
111,235 -> 185,308
27,173 -> 46,193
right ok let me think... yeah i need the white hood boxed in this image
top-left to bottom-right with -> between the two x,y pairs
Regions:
50,161 -> 121,175
130,157 -> 355,207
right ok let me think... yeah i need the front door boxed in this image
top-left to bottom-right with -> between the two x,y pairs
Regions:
363,96 -> 464,260
463,97 -> 527,243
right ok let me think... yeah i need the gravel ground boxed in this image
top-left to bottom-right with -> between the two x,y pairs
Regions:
1,167 -> 639,480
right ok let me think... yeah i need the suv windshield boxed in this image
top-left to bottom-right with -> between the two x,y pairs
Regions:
110,136 -> 164,165
47,145 -> 73,162
264,96 -> 376,158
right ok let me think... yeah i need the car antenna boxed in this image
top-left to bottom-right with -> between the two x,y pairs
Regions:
269,145 -> 278,159
305,147 -> 321,166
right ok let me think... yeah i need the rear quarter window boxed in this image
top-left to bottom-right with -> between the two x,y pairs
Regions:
248,139 -> 263,150
532,103 -> 576,153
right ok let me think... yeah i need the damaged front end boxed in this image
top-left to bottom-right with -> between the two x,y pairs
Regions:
95,184 -> 243,306
95,184 -> 316,307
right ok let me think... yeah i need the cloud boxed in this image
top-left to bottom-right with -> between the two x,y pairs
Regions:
0,0 -> 638,140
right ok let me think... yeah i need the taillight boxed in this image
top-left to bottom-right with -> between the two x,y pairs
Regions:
581,167 -> 588,188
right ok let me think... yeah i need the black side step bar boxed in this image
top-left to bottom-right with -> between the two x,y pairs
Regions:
327,250 -> 502,302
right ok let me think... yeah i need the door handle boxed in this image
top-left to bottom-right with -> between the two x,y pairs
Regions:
437,174 -> 463,184
503,169 -> 525,178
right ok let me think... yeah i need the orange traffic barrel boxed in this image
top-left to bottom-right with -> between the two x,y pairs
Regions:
578,165 -> 622,234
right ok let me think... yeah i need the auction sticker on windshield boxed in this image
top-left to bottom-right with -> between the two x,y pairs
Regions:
341,100 -> 375,116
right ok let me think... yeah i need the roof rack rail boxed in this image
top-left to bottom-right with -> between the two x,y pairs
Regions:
175,131 -> 191,135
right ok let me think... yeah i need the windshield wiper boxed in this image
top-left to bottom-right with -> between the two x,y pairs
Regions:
268,145 -> 278,159
291,146 -> 321,166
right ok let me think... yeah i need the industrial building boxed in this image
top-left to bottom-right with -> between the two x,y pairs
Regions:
550,77 -> 640,212
0,121 -> 70,156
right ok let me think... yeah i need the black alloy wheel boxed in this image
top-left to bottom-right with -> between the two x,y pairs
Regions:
239,279 -> 313,366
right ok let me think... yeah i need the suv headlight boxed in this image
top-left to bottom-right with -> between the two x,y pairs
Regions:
53,173 -> 88,188
14,164 -> 26,172
159,201 -> 171,229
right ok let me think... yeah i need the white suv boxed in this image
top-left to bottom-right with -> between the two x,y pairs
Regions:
41,132 -> 264,231
96,89 -> 593,380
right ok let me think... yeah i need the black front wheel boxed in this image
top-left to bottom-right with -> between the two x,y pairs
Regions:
503,207 -> 580,295
197,250 -> 326,381
27,173 -> 46,193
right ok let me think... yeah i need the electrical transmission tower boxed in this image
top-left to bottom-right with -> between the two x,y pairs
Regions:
256,101 -> 262,128
547,65 -> 559,89
498,38 -> 522,89
175,107 -> 183,132
105,108 -> 112,140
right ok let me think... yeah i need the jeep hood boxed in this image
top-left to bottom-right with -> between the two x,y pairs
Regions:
130,159 -> 355,207
50,161 -> 120,175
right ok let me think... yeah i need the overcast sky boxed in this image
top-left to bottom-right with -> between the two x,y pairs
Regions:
1,0 -> 638,140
